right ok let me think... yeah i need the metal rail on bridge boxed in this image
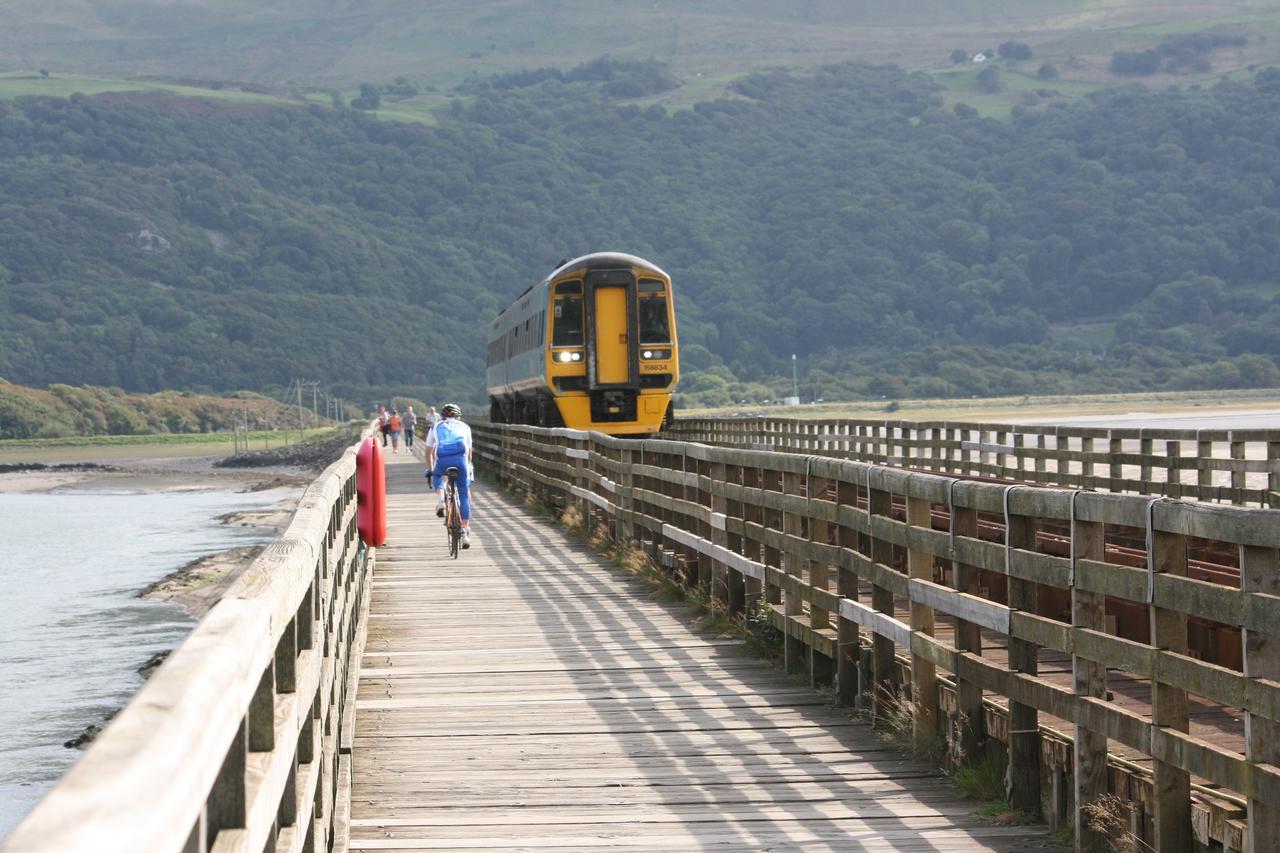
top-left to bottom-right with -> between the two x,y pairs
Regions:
666,416 -> 1280,507
476,422 -> 1280,853
1,431 -> 373,853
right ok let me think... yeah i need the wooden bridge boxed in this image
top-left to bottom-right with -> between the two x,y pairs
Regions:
349,454 -> 1043,850
3,416 -> 1279,852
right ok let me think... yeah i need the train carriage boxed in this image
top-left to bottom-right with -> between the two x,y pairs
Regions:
486,252 -> 678,435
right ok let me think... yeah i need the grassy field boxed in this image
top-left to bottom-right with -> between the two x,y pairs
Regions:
930,64 -> 1112,117
5,0 -> 1280,91
0,71 -> 296,105
3,2 -> 1279,122
683,388 -> 1280,423
0,428 -> 332,465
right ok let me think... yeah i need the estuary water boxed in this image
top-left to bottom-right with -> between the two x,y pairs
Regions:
0,488 -> 287,838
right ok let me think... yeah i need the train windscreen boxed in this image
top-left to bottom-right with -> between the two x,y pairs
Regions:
553,297 -> 583,347
638,279 -> 670,343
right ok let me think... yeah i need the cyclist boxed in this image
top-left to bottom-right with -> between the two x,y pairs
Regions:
424,403 -> 474,548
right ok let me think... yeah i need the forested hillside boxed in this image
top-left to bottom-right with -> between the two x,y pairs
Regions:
3,62 -> 1280,404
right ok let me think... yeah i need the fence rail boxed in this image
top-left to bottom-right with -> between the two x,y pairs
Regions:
666,416 -> 1280,507
1,431 -> 373,853
476,422 -> 1280,853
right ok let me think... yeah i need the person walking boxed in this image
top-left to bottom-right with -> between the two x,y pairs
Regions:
377,405 -> 391,447
388,408 -> 403,453
403,406 -> 418,450
425,403 -> 474,548
425,406 -> 442,430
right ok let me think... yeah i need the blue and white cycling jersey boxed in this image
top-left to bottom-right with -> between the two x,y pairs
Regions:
426,418 -> 472,458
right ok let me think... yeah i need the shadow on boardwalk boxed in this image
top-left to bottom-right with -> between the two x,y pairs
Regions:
349,453 -> 1054,850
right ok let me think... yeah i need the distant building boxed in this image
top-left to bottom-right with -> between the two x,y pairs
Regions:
972,53 -> 988,63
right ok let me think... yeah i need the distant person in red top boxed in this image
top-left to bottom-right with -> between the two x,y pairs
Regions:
388,409 -> 403,453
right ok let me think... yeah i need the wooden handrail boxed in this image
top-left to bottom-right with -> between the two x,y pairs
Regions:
1,429 -> 374,853
666,415 -> 1280,507
475,421 -> 1280,853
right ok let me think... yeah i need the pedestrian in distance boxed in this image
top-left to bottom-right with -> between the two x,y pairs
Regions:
403,406 -> 417,450
425,406 -> 441,430
389,408 -> 403,453
378,404 -> 391,447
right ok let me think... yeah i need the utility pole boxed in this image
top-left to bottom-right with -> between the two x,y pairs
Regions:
296,379 -> 305,443
792,353 -> 799,402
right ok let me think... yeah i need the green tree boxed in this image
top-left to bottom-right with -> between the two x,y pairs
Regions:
351,83 -> 382,110
998,41 -> 1032,61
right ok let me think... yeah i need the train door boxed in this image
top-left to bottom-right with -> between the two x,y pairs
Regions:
584,269 -> 639,420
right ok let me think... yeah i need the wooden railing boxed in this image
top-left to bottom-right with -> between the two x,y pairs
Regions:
475,422 -> 1280,853
666,416 -> 1280,507
2,432 -> 373,853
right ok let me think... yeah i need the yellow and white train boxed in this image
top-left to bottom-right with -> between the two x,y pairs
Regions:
486,252 -> 679,435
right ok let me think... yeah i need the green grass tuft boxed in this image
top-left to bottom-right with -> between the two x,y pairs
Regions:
955,753 -> 1008,802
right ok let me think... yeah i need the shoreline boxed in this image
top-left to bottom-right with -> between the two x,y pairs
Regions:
16,456 -> 310,752
141,497 -> 300,618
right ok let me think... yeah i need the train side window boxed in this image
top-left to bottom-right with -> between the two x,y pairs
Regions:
639,292 -> 670,343
553,297 -> 583,347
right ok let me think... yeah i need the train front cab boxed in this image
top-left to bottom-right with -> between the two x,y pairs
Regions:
547,265 -> 677,435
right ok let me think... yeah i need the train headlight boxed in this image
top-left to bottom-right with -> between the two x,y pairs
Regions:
641,348 -> 671,360
557,351 -> 583,363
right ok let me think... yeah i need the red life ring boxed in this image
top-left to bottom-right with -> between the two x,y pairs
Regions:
356,437 -> 387,547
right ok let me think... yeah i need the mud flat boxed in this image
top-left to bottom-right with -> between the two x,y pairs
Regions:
139,544 -> 267,619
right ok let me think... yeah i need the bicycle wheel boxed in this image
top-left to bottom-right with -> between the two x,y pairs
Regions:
446,487 -> 462,559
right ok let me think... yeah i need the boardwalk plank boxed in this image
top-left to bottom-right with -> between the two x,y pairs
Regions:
351,455 -> 1050,851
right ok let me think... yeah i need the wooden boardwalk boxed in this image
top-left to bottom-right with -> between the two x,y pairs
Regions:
348,453 -> 1052,851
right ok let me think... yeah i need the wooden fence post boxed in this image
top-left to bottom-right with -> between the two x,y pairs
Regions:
763,466 -> 783,609
1109,432 -> 1123,493
708,459 -> 727,609
949,495 -> 985,765
1242,544 -> 1280,853
1140,435 -> 1154,490
1198,435 -> 1214,497
836,476 -> 861,707
721,462 -> 746,617
868,479 -> 896,720
1269,440 -> 1280,509
1005,501 -> 1041,816
741,465 -> 765,613
1072,514 -> 1109,853
206,718 -> 247,848
618,443 -> 635,543
906,492 -> 938,743
696,456 -> 712,595
1150,523 -> 1192,850
809,473 -> 832,685
1167,439 -> 1182,499
1230,437 -> 1246,507
783,469 -> 806,673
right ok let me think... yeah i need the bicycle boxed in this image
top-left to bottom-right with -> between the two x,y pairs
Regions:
442,466 -> 463,558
